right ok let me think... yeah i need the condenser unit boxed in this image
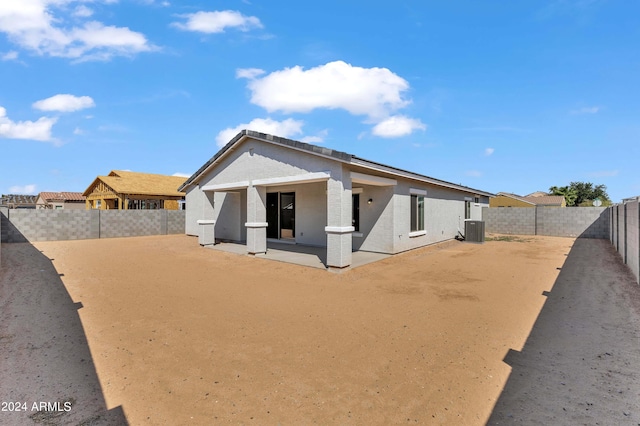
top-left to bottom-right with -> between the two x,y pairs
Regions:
465,220 -> 485,243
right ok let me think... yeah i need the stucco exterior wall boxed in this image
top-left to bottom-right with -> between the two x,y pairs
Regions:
352,185 -> 395,253
391,182 -> 488,254
262,181 -> 328,247
201,139 -> 341,186
185,187 -> 204,236
184,136 -> 491,257
213,191 -> 243,242
186,138 -> 343,244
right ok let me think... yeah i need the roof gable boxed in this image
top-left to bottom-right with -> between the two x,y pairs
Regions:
84,171 -> 186,197
179,130 -> 495,197
497,192 -> 565,206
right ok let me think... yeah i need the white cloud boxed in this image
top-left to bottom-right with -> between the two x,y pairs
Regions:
300,129 -> 328,144
465,170 -> 483,177
571,106 -> 600,114
73,5 -> 93,18
9,184 -> 37,194
371,115 -> 426,138
240,61 -> 411,120
238,61 -> 426,138
139,0 -> 171,6
171,10 -> 263,34
484,147 -> 494,156
216,117 -> 304,147
0,0 -> 154,61
73,127 -> 83,135
0,106 -> 57,142
33,94 -> 95,112
1,50 -> 18,60
172,172 -> 191,177
235,67 -> 265,79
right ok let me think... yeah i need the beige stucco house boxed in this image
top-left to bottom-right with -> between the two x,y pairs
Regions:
36,192 -> 86,210
490,192 -> 566,208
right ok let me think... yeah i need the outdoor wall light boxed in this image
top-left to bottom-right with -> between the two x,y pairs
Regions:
368,198 -> 373,205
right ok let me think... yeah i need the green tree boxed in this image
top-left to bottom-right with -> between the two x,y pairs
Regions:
549,185 -> 578,206
549,182 -> 611,207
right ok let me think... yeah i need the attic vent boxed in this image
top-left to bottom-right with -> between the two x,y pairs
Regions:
464,220 -> 485,243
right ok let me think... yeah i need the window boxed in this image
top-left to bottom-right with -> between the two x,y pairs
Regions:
410,194 -> 425,232
465,201 -> 471,219
474,196 -> 480,204
352,194 -> 360,232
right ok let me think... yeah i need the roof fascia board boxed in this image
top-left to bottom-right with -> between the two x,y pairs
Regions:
349,158 -> 494,197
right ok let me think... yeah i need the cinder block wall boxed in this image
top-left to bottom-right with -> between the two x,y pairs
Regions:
482,207 -> 609,238
612,205 -> 619,249
0,207 -> 4,267
536,207 -> 608,238
482,207 -> 536,235
100,210 -> 163,238
6,210 -> 99,242
609,200 -> 640,284
1,209 -> 185,243
167,210 -> 185,234
625,201 -> 639,282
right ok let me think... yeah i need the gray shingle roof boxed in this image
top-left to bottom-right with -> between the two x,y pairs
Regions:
180,130 -> 495,197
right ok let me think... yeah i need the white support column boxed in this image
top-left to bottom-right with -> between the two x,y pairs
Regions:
245,185 -> 267,255
325,170 -> 353,268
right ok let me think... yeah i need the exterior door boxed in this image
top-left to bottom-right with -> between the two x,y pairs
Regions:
280,192 -> 295,239
266,192 -> 279,239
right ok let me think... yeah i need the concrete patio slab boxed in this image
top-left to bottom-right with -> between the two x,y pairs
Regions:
205,240 -> 390,270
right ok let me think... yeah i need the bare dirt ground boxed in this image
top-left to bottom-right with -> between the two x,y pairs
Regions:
1,234 -> 639,425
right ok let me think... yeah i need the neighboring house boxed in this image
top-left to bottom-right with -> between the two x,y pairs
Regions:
526,191 -> 550,198
180,130 -> 494,268
83,170 -> 186,210
36,192 -> 86,210
490,192 -> 566,208
0,194 -> 37,209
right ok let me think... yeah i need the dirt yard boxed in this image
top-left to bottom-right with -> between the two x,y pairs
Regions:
1,234 -> 639,425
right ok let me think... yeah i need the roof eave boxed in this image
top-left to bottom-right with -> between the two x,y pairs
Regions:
180,130 -> 495,197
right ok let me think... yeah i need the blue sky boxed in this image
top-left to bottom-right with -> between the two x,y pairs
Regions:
1,0 -> 638,202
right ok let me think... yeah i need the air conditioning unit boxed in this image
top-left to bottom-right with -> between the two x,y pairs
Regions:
465,220 -> 485,243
